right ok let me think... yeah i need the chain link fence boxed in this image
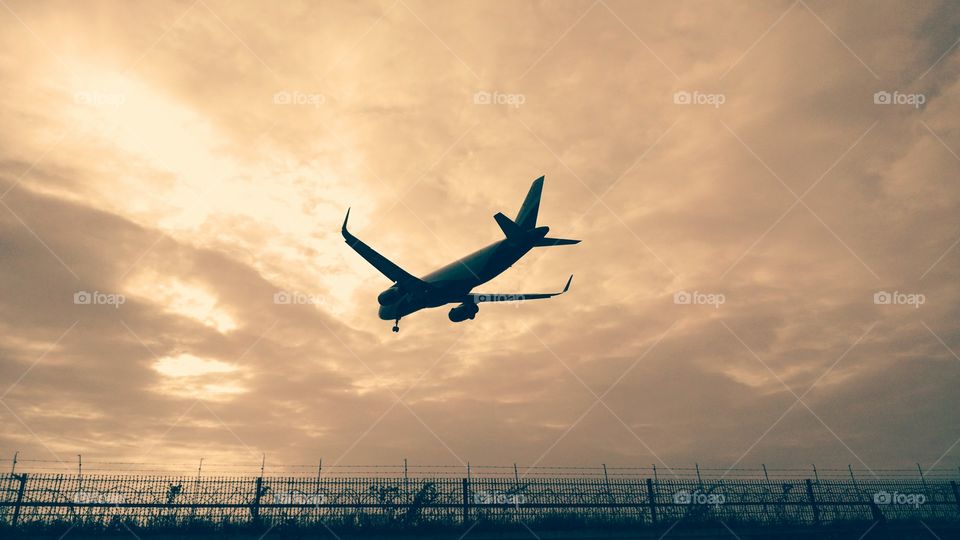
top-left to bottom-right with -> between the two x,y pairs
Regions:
2,470 -> 959,528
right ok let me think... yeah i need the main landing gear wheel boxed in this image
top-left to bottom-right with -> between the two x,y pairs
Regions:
392,319 -> 400,333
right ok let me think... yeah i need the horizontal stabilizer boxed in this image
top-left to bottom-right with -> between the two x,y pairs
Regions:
494,212 -> 522,239
535,237 -> 581,246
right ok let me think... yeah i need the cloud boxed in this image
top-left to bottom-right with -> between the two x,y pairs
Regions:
0,0 -> 958,475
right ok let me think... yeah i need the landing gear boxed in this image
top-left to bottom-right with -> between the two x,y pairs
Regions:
392,318 -> 400,333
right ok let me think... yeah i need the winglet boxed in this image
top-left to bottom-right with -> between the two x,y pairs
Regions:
340,206 -> 424,287
562,274 -> 573,293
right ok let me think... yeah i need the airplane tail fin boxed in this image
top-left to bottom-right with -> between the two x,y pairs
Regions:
514,176 -> 543,230
499,176 -> 579,245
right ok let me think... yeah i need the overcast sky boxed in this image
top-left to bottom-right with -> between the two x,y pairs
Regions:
1,0 -> 958,477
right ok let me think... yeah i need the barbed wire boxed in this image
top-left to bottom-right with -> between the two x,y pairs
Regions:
1,457 -> 956,479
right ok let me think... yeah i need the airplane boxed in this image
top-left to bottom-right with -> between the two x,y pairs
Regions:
342,176 -> 579,332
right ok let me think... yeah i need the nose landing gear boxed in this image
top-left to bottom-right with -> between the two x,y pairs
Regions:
392,318 -> 400,333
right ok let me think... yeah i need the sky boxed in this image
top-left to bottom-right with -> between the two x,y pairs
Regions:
1,0 -> 959,478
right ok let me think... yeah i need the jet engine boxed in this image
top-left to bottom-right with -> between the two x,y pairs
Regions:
448,302 -> 479,322
377,287 -> 401,306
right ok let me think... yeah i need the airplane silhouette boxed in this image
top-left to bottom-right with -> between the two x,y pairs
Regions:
342,176 -> 579,332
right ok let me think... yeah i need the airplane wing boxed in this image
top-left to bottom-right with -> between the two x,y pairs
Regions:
341,209 -> 426,289
465,275 -> 572,303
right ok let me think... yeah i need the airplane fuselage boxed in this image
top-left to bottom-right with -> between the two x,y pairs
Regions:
377,226 -> 550,320
343,175 -> 577,332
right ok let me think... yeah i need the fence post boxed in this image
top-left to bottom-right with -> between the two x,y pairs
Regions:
11,473 -> 27,527
462,477 -> 469,525
646,478 -> 657,525
191,459 -> 203,522
951,481 -> 960,514
760,464 -> 771,520
252,476 -> 263,523
805,479 -> 820,525
602,464 -> 614,505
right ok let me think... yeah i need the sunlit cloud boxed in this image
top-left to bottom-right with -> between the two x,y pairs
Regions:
153,354 -> 237,378
127,273 -> 237,333
152,353 -> 247,401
